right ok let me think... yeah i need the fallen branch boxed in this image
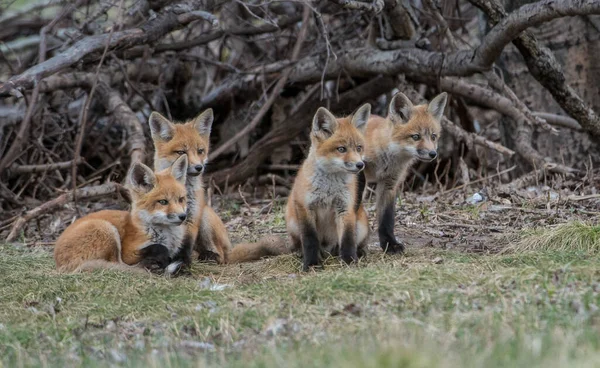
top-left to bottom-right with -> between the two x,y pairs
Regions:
0,1 -> 219,96
5,182 -> 128,242
442,117 -> 515,157
330,0 -> 384,13
469,0 -> 600,137
8,159 -> 84,178
533,112 -> 582,131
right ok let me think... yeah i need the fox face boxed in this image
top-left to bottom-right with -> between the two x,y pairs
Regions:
149,109 -> 213,177
128,156 -> 188,226
311,104 -> 370,174
387,92 -> 447,162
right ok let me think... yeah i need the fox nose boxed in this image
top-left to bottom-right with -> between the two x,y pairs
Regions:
355,161 -> 365,170
178,213 -> 187,222
194,164 -> 204,172
428,150 -> 437,159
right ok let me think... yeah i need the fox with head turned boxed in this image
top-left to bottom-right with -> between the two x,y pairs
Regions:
362,92 -> 448,254
149,109 -> 288,268
286,104 -> 371,271
54,156 -> 190,274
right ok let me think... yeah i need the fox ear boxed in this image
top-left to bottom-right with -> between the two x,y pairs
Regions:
193,108 -> 213,136
351,103 -> 371,133
170,155 -> 188,185
128,162 -> 156,193
427,92 -> 448,121
149,112 -> 174,141
312,107 -> 339,138
388,92 -> 413,124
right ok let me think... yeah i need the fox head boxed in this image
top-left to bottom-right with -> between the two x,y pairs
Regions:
149,109 -> 213,178
127,156 -> 188,226
310,103 -> 370,174
387,92 -> 447,162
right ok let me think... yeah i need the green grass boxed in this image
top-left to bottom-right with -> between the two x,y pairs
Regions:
2,224 -> 600,367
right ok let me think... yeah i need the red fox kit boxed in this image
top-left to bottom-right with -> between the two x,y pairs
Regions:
54,156 -> 189,274
286,104 -> 371,271
363,92 -> 447,253
149,110 -> 288,266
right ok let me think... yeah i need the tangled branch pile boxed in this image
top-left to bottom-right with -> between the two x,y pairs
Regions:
1,0 -> 599,236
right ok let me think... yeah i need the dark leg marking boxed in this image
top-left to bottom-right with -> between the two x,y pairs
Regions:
138,244 -> 171,273
378,200 -> 404,254
168,234 -> 194,275
340,225 -> 358,265
301,223 -> 320,271
354,171 -> 367,212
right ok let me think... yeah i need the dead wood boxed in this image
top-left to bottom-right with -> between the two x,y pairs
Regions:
5,182 -> 128,242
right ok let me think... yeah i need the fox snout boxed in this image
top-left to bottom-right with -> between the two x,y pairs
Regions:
416,149 -> 437,161
345,160 -> 365,173
188,164 -> 204,176
168,212 -> 187,224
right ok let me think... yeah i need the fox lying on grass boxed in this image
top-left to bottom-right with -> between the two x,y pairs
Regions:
363,92 -> 447,254
286,104 -> 371,271
54,156 -> 190,275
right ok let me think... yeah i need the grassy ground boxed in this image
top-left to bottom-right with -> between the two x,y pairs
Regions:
2,183 -> 600,367
2,199 -> 600,367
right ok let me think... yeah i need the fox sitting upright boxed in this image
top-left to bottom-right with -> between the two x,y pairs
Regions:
286,104 -> 371,271
363,92 -> 447,254
54,156 -> 189,274
149,109 -> 288,266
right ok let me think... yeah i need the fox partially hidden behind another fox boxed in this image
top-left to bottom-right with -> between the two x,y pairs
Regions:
54,156 -> 190,274
286,104 -> 371,271
149,109 -> 288,268
363,92 -> 447,254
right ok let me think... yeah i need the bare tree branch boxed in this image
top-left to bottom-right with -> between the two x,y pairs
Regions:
469,0 -> 600,137
5,182 -> 128,242
209,5 -> 311,160
0,1 -> 219,96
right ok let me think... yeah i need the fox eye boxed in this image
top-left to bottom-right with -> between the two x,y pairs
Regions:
356,146 -> 363,153
179,197 -> 185,203
197,148 -> 205,155
337,147 -> 347,153
431,134 -> 437,141
411,134 -> 421,141
174,150 -> 186,156
158,199 -> 168,205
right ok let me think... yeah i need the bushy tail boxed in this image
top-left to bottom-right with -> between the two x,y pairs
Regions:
65,260 -> 149,275
228,235 -> 290,263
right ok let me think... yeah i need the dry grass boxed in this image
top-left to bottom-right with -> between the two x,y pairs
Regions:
508,222 -> 600,254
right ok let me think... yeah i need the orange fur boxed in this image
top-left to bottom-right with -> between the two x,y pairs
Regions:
363,92 -> 447,253
150,110 -> 289,264
54,159 -> 188,273
286,104 -> 371,270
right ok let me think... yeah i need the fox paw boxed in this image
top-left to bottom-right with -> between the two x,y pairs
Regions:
380,239 -> 405,254
341,253 -> 359,265
302,261 -> 323,272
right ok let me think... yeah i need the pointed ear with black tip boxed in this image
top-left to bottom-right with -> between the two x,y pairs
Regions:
170,155 -> 188,185
128,162 -> 156,193
149,112 -> 174,141
388,92 -> 413,124
312,107 -> 339,138
351,103 -> 371,133
193,108 -> 213,136
427,92 -> 448,121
